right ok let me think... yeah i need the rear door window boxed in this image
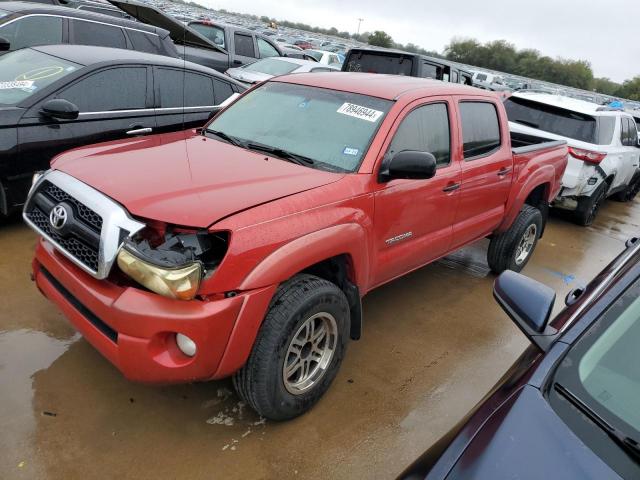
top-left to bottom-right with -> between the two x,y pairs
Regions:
71,20 -> 127,49
234,33 -> 256,57
627,118 -> 638,147
127,30 -> 161,54
505,96 -> 598,144
460,102 -> 501,159
620,117 -> 630,146
157,68 -> 220,108
344,52 -> 413,75
421,62 -> 441,79
0,15 -> 63,50
59,67 -> 147,112
388,103 -> 451,167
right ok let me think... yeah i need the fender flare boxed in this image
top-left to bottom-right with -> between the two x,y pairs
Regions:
239,223 -> 370,291
498,165 -> 554,233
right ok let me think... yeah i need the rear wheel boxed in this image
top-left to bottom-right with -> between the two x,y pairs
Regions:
233,274 -> 350,421
574,183 -> 607,226
613,177 -> 640,202
487,205 -> 542,273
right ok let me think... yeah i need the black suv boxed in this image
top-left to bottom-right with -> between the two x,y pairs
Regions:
0,44 -> 244,216
0,1 -> 177,56
342,48 -> 473,85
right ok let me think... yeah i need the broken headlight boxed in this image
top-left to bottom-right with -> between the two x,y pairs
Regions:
116,229 -> 228,301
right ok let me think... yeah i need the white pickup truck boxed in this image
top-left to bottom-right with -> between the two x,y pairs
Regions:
507,92 -> 640,225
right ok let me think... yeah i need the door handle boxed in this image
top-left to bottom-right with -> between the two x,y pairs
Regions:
126,127 -> 152,136
442,182 -> 460,193
498,167 -> 512,176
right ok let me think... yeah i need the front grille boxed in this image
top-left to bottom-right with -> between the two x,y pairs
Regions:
25,181 -> 102,272
43,182 -> 103,232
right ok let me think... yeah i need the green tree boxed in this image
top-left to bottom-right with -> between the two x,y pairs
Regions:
368,30 -> 393,48
617,77 -> 640,101
593,78 -> 621,96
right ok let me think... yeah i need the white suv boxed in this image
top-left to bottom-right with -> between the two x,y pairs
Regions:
506,92 -> 640,225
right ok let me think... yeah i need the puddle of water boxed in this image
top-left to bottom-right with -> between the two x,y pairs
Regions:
0,329 -> 79,479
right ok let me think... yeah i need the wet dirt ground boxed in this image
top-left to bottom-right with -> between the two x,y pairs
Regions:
1,199 -> 638,480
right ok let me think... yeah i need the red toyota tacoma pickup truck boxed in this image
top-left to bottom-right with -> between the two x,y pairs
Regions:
24,74 -> 567,420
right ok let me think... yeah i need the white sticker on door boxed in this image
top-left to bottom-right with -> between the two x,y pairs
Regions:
0,80 -> 34,90
336,103 -> 383,122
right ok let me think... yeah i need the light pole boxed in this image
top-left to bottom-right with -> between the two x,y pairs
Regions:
357,18 -> 364,36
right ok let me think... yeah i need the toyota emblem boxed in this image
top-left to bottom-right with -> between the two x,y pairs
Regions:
49,204 -> 68,230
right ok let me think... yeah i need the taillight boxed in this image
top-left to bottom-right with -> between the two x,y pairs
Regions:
568,147 -> 607,164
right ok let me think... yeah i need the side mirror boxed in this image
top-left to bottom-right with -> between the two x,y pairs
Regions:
493,271 -> 557,351
40,99 -> 79,120
0,36 -> 10,51
379,151 -> 437,182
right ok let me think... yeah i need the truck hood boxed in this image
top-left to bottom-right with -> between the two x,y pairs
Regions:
107,0 -> 225,53
52,131 -> 344,228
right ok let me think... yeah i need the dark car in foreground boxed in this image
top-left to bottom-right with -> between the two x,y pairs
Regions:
0,1 -> 176,56
0,44 -> 243,216
400,238 -> 640,479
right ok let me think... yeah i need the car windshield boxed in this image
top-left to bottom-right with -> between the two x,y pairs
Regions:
206,82 -> 392,172
505,96 -> 614,144
243,58 -> 300,76
554,276 -> 640,439
305,50 -> 322,62
0,49 -> 81,106
189,23 -> 225,49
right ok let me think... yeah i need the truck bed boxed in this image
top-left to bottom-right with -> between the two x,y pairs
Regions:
511,131 -> 566,154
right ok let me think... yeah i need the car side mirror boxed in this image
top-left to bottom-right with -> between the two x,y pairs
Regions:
493,271 -> 557,351
0,36 -> 10,51
40,99 -> 79,120
379,151 -> 437,182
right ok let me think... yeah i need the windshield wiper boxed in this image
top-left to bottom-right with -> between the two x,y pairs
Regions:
554,382 -> 640,460
245,142 -> 315,167
514,119 -> 540,129
205,129 -> 246,148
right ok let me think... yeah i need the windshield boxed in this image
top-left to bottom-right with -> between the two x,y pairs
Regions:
0,49 -> 81,106
244,58 -> 299,76
305,50 -> 322,62
344,51 -> 413,75
206,82 -> 392,172
504,96 -> 613,144
189,23 -> 225,48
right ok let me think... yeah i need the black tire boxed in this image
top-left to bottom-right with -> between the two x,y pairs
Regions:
613,178 -> 640,203
487,205 -> 543,273
574,183 -> 607,226
232,274 -> 350,421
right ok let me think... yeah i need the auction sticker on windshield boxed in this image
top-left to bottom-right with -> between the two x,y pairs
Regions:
337,103 -> 384,122
0,81 -> 34,90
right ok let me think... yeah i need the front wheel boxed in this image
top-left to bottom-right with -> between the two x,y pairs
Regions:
487,205 -> 543,273
233,274 -> 350,421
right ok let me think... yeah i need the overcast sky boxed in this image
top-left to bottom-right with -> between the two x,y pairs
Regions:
202,0 -> 638,83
